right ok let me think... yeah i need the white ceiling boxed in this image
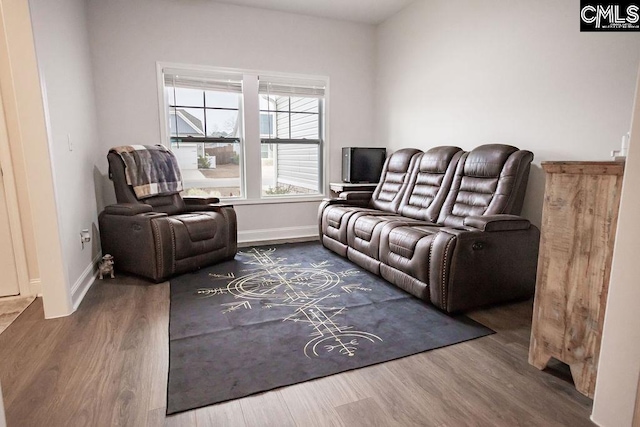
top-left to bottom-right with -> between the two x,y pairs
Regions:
211,0 -> 415,24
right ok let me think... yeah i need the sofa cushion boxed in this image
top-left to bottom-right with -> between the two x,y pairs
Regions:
173,213 -> 217,241
348,214 -> 428,260
438,145 -> 534,227
370,148 -> 422,213
379,225 -> 442,284
399,146 -> 463,222
352,215 -> 398,242
322,206 -> 384,245
168,212 -> 228,260
463,144 -> 518,178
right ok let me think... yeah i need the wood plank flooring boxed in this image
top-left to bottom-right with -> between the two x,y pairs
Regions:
0,275 -> 594,426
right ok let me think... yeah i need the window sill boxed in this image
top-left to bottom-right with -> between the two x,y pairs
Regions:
220,195 -> 327,206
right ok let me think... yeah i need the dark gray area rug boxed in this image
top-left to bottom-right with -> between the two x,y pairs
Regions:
167,242 -> 493,414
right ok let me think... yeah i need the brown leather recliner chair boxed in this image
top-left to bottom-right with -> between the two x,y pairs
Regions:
99,151 -> 237,282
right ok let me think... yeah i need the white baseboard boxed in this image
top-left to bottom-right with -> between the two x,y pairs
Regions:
238,225 -> 317,245
29,278 -> 42,296
71,253 -> 102,311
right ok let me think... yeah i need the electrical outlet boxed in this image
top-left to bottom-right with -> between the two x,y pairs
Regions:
80,229 -> 90,249
67,133 -> 73,151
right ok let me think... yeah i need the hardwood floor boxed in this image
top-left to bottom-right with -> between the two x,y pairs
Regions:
0,275 -> 594,426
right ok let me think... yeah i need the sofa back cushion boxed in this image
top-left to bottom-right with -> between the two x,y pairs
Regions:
370,148 -> 422,213
437,144 -> 533,227
398,146 -> 463,222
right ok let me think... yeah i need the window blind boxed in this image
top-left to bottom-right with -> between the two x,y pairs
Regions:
258,76 -> 326,98
163,70 -> 242,93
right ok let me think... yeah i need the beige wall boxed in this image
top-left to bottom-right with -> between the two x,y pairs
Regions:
592,70 -> 640,427
375,0 -> 640,226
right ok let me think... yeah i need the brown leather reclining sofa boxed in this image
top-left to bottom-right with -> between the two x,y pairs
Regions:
319,144 -> 540,312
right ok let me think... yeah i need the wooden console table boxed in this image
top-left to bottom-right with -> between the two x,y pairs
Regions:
529,161 -> 624,398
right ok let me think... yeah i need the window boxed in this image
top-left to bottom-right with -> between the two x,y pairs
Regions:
164,72 -> 243,198
160,65 -> 327,201
259,113 -> 274,137
259,77 -> 324,197
259,113 -> 275,159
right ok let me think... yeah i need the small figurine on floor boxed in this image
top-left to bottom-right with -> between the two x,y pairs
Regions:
99,254 -> 115,279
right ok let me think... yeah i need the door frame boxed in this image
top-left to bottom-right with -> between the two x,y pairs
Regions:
0,82 -> 31,298
634,371 -> 640,427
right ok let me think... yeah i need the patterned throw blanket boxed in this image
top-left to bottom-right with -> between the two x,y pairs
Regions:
110,145 -> 183,199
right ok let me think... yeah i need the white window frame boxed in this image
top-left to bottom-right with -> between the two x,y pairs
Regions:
156,62 -> 329,205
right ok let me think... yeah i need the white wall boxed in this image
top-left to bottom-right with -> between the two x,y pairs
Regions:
592,70 -> 640,427
86,0 -> 377,239
29,0 -> 102,308
375,0 -> 640,226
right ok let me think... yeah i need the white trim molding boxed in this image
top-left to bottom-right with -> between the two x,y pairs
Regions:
238,225 -> 317,245
71,253 -> 101,311
0,1 -> 72,318
0,60 -> 31,299
29,278 -> 42,296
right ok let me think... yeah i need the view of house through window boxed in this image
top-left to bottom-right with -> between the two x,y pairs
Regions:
165,73 -> 243,198
259,85 -> 322,196
161,67 -> 326,200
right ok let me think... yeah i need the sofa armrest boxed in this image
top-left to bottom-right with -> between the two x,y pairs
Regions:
321,197 -> 370,208
183,202 -> 235,213
183,196 -> 221,205
339,191 -> 374,201
428,224 -> 540,312
463,215 -> 531,232
103,203 -> 153,216
318,197 -> 371,237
